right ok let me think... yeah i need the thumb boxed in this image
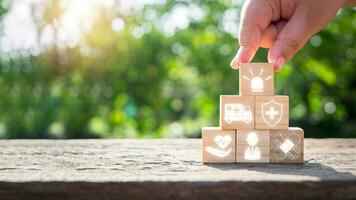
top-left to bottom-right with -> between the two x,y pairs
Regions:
268,11 -> 314,71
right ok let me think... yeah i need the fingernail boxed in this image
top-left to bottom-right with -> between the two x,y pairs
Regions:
230,54 -> 238,69
230,49 -> 242,69
275,57 -> 285,71
230,46 -> 253,69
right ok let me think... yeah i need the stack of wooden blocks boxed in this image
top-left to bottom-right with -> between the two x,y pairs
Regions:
202,63 -> 304,164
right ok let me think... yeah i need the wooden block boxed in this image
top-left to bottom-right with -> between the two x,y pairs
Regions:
239,63 -> 274,96
236,130 -> 270,163
220,95 -> 255,130
202,127 -> 236,163
255,96 -> 289,129
270,127 -> 304,164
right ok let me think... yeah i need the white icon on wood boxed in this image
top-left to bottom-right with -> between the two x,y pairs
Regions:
273,133 -> 301,160
280,139 -> 294,154
206,135 -> 232,158
243,68 -> 272,93
244,132 -> 261,160
262,100 -> 282,127
224,104 -> 252,124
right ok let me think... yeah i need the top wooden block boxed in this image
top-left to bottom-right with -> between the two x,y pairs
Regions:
239,63 -> 274,96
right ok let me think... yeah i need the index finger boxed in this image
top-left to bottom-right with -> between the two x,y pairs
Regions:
231,0 -> 277,69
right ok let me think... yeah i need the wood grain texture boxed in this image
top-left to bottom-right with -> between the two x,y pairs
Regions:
236,130 -> 270,163
271,127 -> 304,163
255,95 -> 289,129
239,63 -> 274,96
0,139 -> 355,200
202,127 -> 236,163
220,95 -> 255,130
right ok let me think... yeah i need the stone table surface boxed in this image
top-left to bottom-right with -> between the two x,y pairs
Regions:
0,139 -> 355,200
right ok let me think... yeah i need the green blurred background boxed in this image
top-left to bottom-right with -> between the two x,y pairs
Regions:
0,0 -> 355,139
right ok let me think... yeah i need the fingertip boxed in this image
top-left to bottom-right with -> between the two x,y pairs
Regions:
230,46 -> 258,69
275,57 -> 285,71
267,46 -> 278,64
230,54 -> 240,69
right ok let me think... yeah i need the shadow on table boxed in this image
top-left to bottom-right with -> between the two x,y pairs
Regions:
205,159 -> 356,180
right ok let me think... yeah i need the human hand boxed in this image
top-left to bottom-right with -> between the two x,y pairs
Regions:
230,0 -> 354,71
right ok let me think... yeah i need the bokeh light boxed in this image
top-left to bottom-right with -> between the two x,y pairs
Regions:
0,0 -> 355,139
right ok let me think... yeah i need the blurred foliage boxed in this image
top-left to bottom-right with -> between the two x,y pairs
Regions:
0,0 -> 355,138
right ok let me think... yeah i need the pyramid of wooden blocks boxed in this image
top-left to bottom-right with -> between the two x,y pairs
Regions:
202,63 -> 304,164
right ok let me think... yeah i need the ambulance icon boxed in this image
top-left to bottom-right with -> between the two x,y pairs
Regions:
224,104 -> 253,124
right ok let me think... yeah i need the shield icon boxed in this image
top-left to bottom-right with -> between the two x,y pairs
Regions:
262,100 -> 283,127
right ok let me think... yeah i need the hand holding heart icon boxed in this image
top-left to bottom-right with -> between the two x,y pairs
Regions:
214,135 -> 231,149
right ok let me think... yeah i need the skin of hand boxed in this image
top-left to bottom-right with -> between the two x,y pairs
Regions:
230,0 -> 356,71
